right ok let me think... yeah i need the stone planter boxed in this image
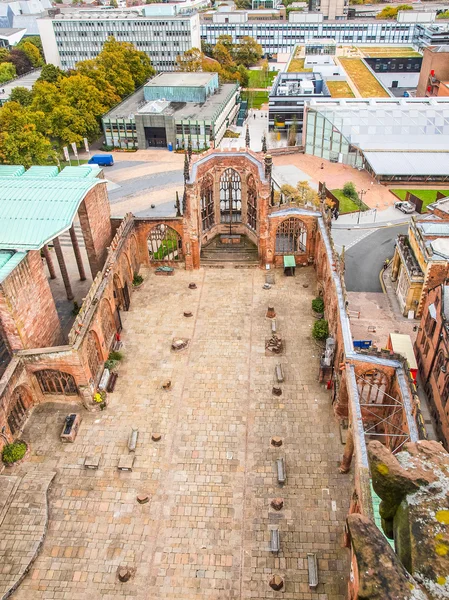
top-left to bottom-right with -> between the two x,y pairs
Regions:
312,310 -> 324,320
3,440 -> 30,468
132,282 -> 144,290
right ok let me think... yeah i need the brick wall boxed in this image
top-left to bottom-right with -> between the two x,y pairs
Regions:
0,251 -> 62,351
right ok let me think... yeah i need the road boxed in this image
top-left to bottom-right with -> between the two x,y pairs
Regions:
343,224 -> 408,293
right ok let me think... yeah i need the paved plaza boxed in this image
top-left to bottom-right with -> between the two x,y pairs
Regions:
9,267 -> 351,600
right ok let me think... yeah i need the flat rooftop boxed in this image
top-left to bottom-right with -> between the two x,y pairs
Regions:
48,9 -> 187,19
104,83 -> 237,121
145,72 -> 216,89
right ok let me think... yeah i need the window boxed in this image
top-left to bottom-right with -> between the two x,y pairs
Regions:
100,300 -> 116,350
35,370 -> 77,395
7,387 -> 30,435
425,312 -> 436,337
200,174 -> 215,232
148,224 -> 182,261
247,174 -> 257,232
220,169 -> 241,223
86,331 -> 102,381
275,218 -> 307,254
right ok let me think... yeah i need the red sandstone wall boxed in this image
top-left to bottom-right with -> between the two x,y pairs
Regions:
78,183 -> 112,278
0,251 -> 62,351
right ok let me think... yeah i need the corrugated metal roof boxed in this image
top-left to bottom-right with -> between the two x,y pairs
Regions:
58,166 -> 92,178
0,165 -> 25,177
363,152 -> 449,176
0,250 -> 27,283
0,177 -> 104,251
21,166 -> 59,178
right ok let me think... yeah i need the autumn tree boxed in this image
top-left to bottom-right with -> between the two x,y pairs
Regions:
9,86 -> 33,106
234,36 -> 262,67
5,48 -> 33,76
19,42 -> 43,67
0,62 -> 16,84
212,42 -> 235,69
176,48 -> 204,72
38,63 -> 66,83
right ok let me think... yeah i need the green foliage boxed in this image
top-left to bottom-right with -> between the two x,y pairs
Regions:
9,86 -> 33,106
437,10 -> 449,18
38,63 -> 66,83
2,441 -> 27,464
109,351 -> 123,361
19,41 -> 43,67
132,273 -> 143,286
104,359 -> 118,371
376,4 -> 412,18
223,129 -> 240,138
5,48 -> 33,76
342,181 -> 358,201
0,62 -> 16,84
312,297 -> 325,313
312,319 -> 329,341
234,36 -> 263,67
288,116 -> 297,146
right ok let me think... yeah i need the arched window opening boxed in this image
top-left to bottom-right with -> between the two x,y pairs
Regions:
200,174 -> 215,232
247,174 -> 257,232
443,377 -> 449,408
35,370 -> 77,395
86,331 -> 102,381
100,300 -> 116,350
7,386 -> 30,435
147,224 -> 182,262
275,218 -> 307,254
220,168 -> 241,223
357,370 -> 389,405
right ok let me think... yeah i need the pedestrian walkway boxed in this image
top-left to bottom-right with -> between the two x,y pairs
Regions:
10,267 -> 351,600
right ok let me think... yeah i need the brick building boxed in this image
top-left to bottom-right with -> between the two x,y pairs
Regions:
414,283 -> 449,449
390,201 -> 449,318
416,45 -> 449,97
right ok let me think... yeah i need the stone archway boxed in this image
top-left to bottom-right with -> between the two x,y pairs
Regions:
100,298 -> 116,351
7,385 -> 32,436
147,224 -> 183,262
275,218 -> 307,255
200,173 -> 215,233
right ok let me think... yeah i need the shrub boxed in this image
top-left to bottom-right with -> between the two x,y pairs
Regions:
342,181 -> 358,201
312,319 -> 329,341
312,297 -> 325,313
133,273 -> 143,286
2,441 -> 27,464
108,351 -> 123,361
104,359 -> 118,371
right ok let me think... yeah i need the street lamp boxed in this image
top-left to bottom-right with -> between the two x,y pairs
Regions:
357,189 -> 367,225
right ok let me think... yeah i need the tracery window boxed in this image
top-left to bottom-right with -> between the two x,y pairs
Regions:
247,174 -> 257,232
86,331 -> 102,381
275,218 -> 307,254
200,174 -> 215,232
100,300 -> 116,350
148,224 -> 182,261
7,386 -> 29,435
220,168 -> 241,223
35,370 -> 77,395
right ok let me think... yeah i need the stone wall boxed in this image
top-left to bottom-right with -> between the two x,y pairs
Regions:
0,251 -> 62,352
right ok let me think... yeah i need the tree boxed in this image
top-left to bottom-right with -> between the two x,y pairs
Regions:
0,62 -> 16,84
217,35 -> 235,57
75,60 -> 120,105
342,181 -> 358,201
280,184 -> 300,203
97,37 -> 154,93
213,42 -> 234,69
19,41 -> 43,68
288,116 -> 297,146
21,37 -> 43,59
110,0 -> 118,6
5,48 -> 33,76
376,4 -> 412,18
237,64 -> 249,87
437,9 -> 449,17
9,86 -> 33,106
201,41 -> 214,58
235,0 -> 251,8
297,180 -> 319,206
234,36 -> 263,68
38,63 -> 66,84
176,48 -> 204,72
58,74 -> 110,119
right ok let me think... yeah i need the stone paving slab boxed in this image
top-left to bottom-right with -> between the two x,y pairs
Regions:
9,267 -> 351,600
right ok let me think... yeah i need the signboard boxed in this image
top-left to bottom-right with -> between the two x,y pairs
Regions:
71,142 -> 78,157
83,137 -> 89,153
63,146 -> 69,162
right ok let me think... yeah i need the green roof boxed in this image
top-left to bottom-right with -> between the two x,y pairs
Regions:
0,165 -> 25,177
21,166 -> 59,178
0,250 -> 27,283
0,171 -> 104,251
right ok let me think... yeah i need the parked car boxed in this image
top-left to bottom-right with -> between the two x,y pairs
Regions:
88,154 -> 114,167
394,201 -> 415,214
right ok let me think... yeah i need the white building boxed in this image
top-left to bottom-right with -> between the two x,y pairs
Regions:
38,7 -> 201,72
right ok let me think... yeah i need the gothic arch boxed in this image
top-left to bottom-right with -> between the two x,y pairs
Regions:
7,385 -> 32,436
35,370 -> 77,395
120,252 -> 133,284
220,168 -> 242,223
147,224 -> 183,262
200,173 -> 215,232
275,218 -> 307,254
100,298 -> 116,350
129,235 -> 139,274
247,174 -> 257,232
86,330 -> 103,381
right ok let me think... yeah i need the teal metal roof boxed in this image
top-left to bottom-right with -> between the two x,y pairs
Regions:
0,165 -> 25,177
0,176 -> 103,251
21,166 -> 59,178
0,250 -> 27,283
58,166 -> 95,178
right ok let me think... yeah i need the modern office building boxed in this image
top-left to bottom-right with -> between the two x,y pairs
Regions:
38,7 -> 201,71
0,0 -> 51,35
308,0 -> 348,21
102,72 -> 239,150
269,72 -> 330,133
0,26 -> 25,47
364,56 -> 422,94
303,97 -> 449,181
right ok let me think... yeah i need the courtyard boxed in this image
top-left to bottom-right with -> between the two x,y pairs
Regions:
8,267 -> 351,600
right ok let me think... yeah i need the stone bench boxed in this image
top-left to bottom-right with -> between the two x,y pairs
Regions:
269,528 -> 280,553
271,320 -> 277,334
118,455 -> 135,471
60,413 -> 81,443
307,553 -> 319,588
84,455 -> 100,469
277,458 -> 286,484
128,428 -> 138,452
275,364 -> 284,383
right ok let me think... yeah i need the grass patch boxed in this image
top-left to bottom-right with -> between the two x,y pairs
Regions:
152,239 -> 179,260
360,46 -> 421,58
287,58 -> 312,73
59,159 -> 89,168
241,91 -> 269,109
339,58 -> 389,98
391,189 -> 449,211
331,189 -> 369,214
247,69 -> 278,88
326,80 -> 355,98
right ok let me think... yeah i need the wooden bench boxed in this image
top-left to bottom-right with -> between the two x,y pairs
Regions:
307,553 -> 319,588
128,428 -> 138,452
269,528 -> 280,553
275,364 -> 284,383
277,458 -> 286,484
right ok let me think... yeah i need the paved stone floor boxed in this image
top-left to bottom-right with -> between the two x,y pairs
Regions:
9,267 -> 351,600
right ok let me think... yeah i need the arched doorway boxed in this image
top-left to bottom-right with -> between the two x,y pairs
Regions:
247,174 -> 257,232
35,370 -> 78,395
148,224 -> 182,262
113,273 -> 129,312
86,330 -> 103,382
200,174 -> 215,233
220,168 -> 241,224
275,218 -> 307,254
7,386 -> 32,436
